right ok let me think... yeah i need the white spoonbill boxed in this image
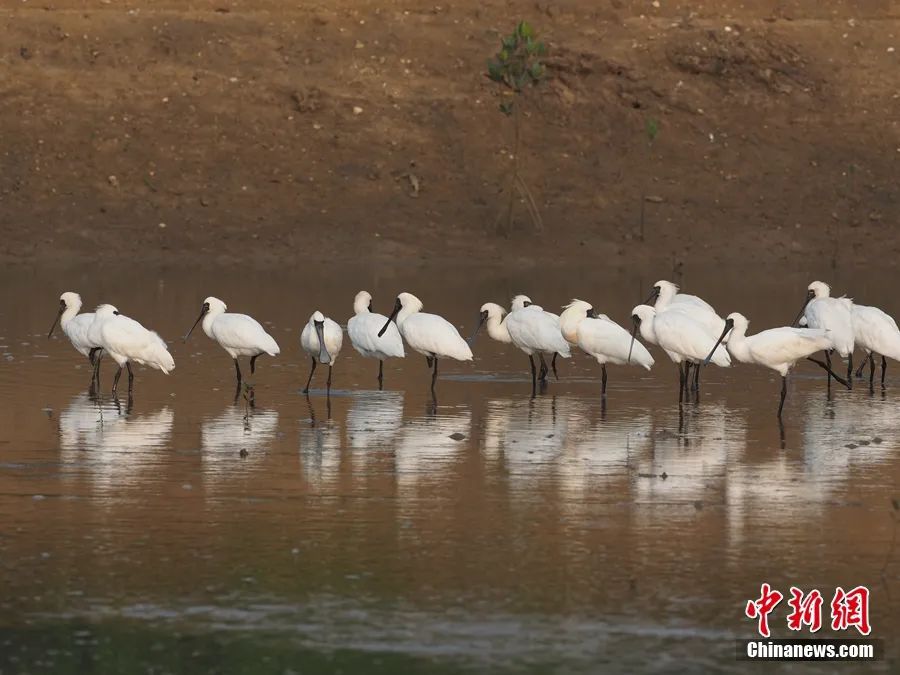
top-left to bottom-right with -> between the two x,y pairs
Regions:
649,280 -> 727,342
378,292 -> 472,394
347,290 -> 405,389
48,291 -> 104,386
704,312 -> 848,417
470,302 -> 512,345
90,304 -> 175,394
511,294 -> 565,380
559,300 -> 653,397
184,297 -> 280,391
851,303 -> 900,388
504,295 -> 572,388
301,311 -> 343,394
630,304 -> 730,399
793,281 -> 855,387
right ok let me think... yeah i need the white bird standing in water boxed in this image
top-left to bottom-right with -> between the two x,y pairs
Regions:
184,297 -> 280,393
48,291 -> 104,386
90,304 -> 175,395
510,294 -> 565,380
704,312 -> 847,417
301,311 -> 343,394
559,299 -> 653,397
647,280 -> 726,391
378,292 -> 472,395
851,303 -> 900,388
504,295 -> 571,388
793,281 -> 855,388
630,304 -> 730,399
347,291 -> 405,389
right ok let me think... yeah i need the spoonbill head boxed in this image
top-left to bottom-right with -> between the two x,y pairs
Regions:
48,292 -> 84,338
184,296 -> 280,394
347,290 -> 404,388
559,299 -> 595,344
470,302 -> 511,344
510,294 -> 533,311
792,280 -> 854,363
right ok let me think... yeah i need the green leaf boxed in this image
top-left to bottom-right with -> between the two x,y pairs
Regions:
487,60 -> 504,82
517,21 -> 534,39
502,36 -> 516,50
498,48 -> 509,62
646,118 -> 660,141
499,101 -> 514,116
534,41 -> 547,56
530,63 -> 544,80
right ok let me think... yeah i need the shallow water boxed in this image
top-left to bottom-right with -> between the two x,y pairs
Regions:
0,264 -> 897,673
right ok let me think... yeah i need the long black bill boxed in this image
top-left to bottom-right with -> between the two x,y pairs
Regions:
791,291 -> 814,327
184,308 -> 207,342
315,321 -> 331,364
703,319 -> 734,365
48,301 -> 65,338
467,310 -> 489,345
378,298 -> 402,337
643,287 -> 660,306
627,317 -> 640,364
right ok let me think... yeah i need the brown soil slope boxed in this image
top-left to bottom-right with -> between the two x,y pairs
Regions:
0,1 -> 897,268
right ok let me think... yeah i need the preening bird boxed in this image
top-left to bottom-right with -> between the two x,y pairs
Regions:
559,299 -> 653,397
347,291 -> 405,389
301,311 -> 343,395
90,304 -> 175,395
793,281 -> 855,388
184,296 -> 280,393
379,292 -> 472,395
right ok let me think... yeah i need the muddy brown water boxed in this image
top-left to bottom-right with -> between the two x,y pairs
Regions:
0,264 -> 897,673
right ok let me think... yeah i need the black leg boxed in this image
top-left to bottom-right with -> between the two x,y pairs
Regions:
846,352 -> 853,388
538,353 -> 548,382
326,364 -> 333,395
825,350 -> 832,387
869,353 -> 876,390
806,357 -> 851,389
678,363 -> 686,403
431,356 -> 438,394
693,361 -> 701,392
778,376 -> 787,418
601,364 -> 608,398
302,357 -> 317,394
250,354 -> 259,375
112,366 -> 123,394
856,352 -> 870,378
426,355 -> 434,369
126,362 -> 134,393
378,360 -> 384,390
882,355 -> 887,388
551,353 -> 559,380
234,359 -> 242,386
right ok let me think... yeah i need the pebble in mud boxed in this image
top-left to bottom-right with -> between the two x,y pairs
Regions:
448,432 -> 465,441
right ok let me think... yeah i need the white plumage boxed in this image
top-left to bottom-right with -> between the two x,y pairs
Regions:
476,302 -> 512,344
561,300 -> 654,369
89,304 -> 174,394
505,295 -> 571,385
347,291 -> 405,388
651,280 -> 727,340
707,312 -> 839,417
631,304 -> 730,367
301,310 -> 344,394
49,292 -> 99,359
185,296 -> 280,389
799,281 -> 854,357
380,292 -> 472,395
852,303 -> 900,385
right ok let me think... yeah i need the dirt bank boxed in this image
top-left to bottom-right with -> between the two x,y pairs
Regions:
0,1 -> 897,269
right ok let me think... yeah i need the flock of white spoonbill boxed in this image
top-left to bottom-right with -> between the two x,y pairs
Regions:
47,280 -> 900,417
